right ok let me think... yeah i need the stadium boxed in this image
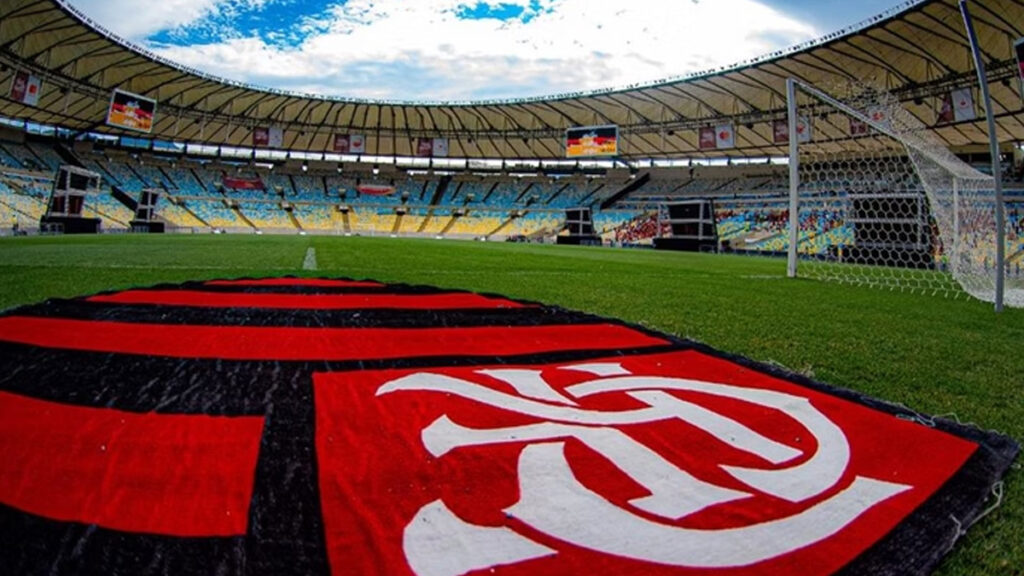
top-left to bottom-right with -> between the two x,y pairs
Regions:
0,0 -> 1022,574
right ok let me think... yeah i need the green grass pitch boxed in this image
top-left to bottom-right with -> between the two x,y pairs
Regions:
0,234 -> 1021,575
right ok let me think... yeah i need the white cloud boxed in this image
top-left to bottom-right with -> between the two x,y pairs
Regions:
70,0 -> 270,40
70,0 -> 221,39
71,0 -> 819,101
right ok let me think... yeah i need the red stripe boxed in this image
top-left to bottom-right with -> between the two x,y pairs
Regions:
0,317 -> 666,361
87,290 -> 527,310
204,278 -> 383,288
0,391 -> 263,536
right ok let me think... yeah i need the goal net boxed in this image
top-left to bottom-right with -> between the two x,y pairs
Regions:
787,79 -> 1022,307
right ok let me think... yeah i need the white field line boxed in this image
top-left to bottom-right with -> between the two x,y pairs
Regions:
302,247 -> 318,271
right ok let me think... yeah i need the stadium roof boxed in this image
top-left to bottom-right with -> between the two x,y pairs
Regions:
0,0 -> 1022,160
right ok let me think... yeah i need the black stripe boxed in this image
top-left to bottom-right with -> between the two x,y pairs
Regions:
0,341 -> 685,415
9,299 -> 601,329
0,503 -> 248,576
245,375 -> 329,576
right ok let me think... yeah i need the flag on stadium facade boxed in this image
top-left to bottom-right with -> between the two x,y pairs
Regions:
8,71 -> 41,107
795,117 -> 812,143
850,117 -> 868,136
268,126 -> 284,148
431,138 -> 449,158
253,127 -> 269,147
866,106 -> 890,130
936,92 -> 955,125
333,134 -> 351,153
698,127 -> 716,150
0,277 -> 1016,576
952,87 -> 976,122
349,134 -> 366,154
772,120 -> 788,144
715,124 -> 735,149
416,138 -> 434,157
1016,37 -> 1024,103
334,134 -> 367,154
773,118 -> 811,144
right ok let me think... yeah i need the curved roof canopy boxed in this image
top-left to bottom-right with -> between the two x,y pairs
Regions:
1,0 -> 1023,159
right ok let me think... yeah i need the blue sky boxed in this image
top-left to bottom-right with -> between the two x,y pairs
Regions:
68,0 -> 910,101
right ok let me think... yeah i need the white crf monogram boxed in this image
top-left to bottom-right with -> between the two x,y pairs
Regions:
377,362 -> 911,576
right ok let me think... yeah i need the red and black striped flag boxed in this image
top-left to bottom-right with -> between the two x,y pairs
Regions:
0,278 -> 1016,575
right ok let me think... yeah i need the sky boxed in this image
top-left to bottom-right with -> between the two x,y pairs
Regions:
67,0 -> 908,102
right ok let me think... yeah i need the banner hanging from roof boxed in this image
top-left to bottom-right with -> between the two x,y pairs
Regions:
1016,37 -> 1024,103
432,138 -> 449,158
952,87 -> 976,122
699,127 -> 716,150
253,127 -> 269,147
411,137 -> 450,157
9,71 -> 41,107
715,124 -> 735,149
416,138 -> 434,158
772,118 -> 811,144
253,127 -> 284,148
850,117 -> 869,136
334,134 -> 366,154
566,125 -> 618,158
106,89 -> 156,133
866,106 -> 890,130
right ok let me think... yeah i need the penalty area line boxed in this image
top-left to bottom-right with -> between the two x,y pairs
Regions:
302,247 -> 318,271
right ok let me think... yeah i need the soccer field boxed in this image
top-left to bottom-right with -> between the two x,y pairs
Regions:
0,234 -> 1020,575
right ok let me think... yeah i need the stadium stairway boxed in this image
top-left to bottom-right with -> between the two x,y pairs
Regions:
601,173 -> 651,210
439,213 -> 460,236
487,214 -> 517,238
175,200 -> 212,229
53,143 -> 85,169
391,212 -> 404,235
286,207 -> 304,232
110,186 -> 138,213
417,176 -> 453,234
429,176 -> 451,206
340,210 -> 352,234
416,210 -> 435,233
231,205 -> 258,230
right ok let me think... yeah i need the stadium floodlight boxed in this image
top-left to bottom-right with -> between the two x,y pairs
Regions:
786,78 -> 1021,309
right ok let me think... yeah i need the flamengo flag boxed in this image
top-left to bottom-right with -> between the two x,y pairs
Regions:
333,134 -> 351,154
866,106 -> 890,130
774,118 -> 811,144
772,120 -> 788,144
698,127 -> 716,150
349,134 -> 366,154
0,277 -> 1016,575
715,124 -> 735,149
1016,37 -> 1024,103
952,88 -> 976,122
9,71 -> 41,107
432,138 -> 449,158
416,138 -> 434,157
850,117 -> 869,136
795,116 -> 812,143
253,127 -> 269,147
268,126 -> 284,148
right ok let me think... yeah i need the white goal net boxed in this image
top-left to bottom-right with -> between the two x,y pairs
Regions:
786,79 -> 1022,308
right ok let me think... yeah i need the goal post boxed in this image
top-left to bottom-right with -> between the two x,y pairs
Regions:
786,78 -> 1020,308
